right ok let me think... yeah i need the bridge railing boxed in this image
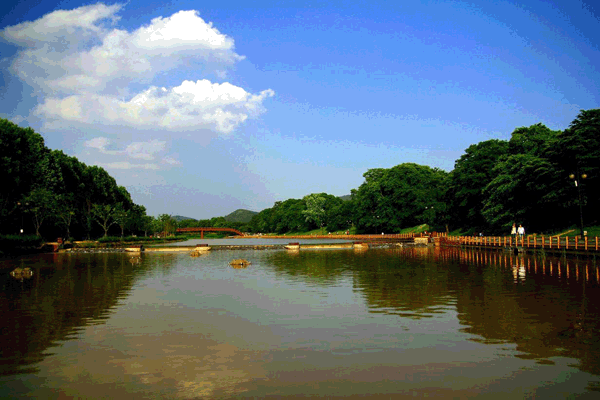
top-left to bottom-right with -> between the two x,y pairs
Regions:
440,235 -> 600,252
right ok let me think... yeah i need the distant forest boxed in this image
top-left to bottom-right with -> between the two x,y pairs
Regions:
1,109 -> 598,239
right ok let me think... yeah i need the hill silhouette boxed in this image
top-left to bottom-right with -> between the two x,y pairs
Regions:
224,209 -> 257,223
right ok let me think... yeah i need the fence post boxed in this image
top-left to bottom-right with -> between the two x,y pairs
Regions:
585,236 -> 588,250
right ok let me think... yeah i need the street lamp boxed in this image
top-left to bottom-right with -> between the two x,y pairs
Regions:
569,172 -> 587,239
17,202 -> 29,234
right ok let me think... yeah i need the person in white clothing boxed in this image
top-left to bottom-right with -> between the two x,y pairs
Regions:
517,224 -> 525,239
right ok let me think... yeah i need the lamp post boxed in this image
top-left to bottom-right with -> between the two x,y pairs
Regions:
569,172 -> 587,239
17,202 -> 29,234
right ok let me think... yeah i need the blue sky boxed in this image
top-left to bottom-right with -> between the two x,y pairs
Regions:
1,0 -> 598,218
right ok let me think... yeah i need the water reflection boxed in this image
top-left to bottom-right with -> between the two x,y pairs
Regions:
0,253 -> 176,376
264,247 -> 600,377
0,247 -> 599,397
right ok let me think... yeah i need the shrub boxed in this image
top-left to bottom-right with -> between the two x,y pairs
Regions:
0,234 -> 43,248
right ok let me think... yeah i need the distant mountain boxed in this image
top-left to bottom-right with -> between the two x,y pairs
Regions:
172,215 -> 196,222
339,194 -> 353,201
224,209 -> 257,223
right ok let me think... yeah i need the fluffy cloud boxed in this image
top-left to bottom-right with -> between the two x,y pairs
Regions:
1,3 -> 273,134
1,3 -> 122,46
37,80 -> 274,133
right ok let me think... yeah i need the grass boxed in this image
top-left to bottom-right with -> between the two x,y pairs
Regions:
559,226 -> 600,237
398,224 -> 429,234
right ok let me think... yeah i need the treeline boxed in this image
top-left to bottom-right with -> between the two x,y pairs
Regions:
0,119 -> 158,240
3,109 -> 597,239
246,109 -> 599,235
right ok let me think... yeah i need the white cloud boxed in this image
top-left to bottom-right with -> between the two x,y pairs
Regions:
2,3 -> 273,134
36,81 -> 274,133
0,3 -> 122,46
130,10 -> 239,56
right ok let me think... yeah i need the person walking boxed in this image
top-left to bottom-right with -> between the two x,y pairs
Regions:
517,224 -> 525,242
511,223 -> 517,238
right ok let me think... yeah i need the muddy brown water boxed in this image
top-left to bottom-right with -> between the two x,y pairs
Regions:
1,246 -> 600,398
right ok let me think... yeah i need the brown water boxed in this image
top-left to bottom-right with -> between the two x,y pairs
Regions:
1,247 -> 600,399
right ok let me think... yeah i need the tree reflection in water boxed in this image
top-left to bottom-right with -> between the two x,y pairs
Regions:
266,246 -> 600,377
1,247 -> 599,397
0,252 -> 177,377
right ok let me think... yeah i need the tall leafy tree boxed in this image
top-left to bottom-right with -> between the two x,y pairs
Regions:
302,194 -> 327,231
327,198 -> 355,232
25,188 -> 58,237
0,120 -> 47,232
447,139 -> 508,231
157,214 -> 178,236
92,204 -> 118,237
56,194 -> 77,240
112,203 -> 128,238
482,124 -> 562,233
552,109 -> 600,228
353,163 -> 448,233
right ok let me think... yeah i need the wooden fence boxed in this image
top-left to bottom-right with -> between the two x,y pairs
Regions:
440,235 -> 600,252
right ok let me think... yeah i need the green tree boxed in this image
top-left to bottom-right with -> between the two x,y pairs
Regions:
92,204 -> 117,237
157,214 -> 178,236
481,124 -> 562,233
353,163 -> 448,233
0,119 -> 47,231
552,109 -> 600,228
302,194 -> 327,231
25,188 -> 58,237
447,139 -> 509,231
326,199 -> 355,232
112,203 -> 128,238
56,194 -> 77,240
482,153 -> 560,232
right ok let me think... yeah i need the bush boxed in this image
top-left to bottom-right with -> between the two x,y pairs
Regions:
0,234 -> 43,248
0,234 -> 43,256
97,236 -> 122,243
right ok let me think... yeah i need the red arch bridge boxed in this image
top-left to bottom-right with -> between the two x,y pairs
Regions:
176,227 -> 245,238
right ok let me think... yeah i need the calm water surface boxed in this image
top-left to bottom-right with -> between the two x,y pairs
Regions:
1,246 -> 600,399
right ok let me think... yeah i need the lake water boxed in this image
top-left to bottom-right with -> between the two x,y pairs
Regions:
1,245 -> 600,399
